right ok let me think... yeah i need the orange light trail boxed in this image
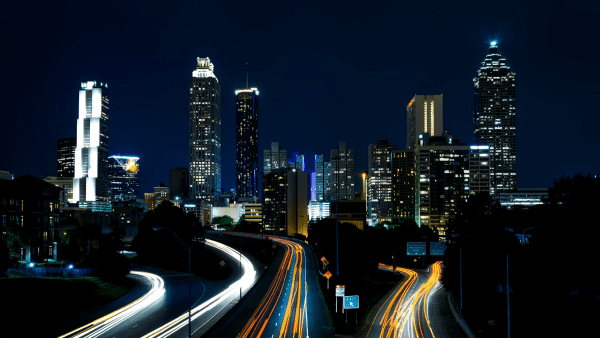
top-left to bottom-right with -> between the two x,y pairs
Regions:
368,262 -> 443,338
237,235 -> 309,338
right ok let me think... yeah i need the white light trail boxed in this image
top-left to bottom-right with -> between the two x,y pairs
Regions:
57,271 -> 165,338
141,239 -> 257,338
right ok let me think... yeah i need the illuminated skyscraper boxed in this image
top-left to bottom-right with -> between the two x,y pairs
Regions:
235,86 -> 259,200
108,155 -> 140,201
57,137 -> 76,178
367,139 -> 396,225
474,41 -> 517,194
73,81 -> 109,203
189,57 -> 221,204
407,94 -> 443,149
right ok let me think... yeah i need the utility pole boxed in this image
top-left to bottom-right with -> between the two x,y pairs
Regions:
507,253 -> 510,338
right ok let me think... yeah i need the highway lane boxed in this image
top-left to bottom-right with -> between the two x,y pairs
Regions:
214,232 -> 333,338
57,239 -> 257,338
361,262 -> 443,338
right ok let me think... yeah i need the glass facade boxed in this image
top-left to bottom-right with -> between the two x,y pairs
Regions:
330,142 -> 354,200
57,137 -> 76,178
108,155 -> 140,202
189,57 -> 221,204
367,139 -> 396,225
474,42 -> 517,195
235,87 -> 259,200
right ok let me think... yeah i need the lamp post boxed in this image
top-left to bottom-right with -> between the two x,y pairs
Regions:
153,227 -> 201,338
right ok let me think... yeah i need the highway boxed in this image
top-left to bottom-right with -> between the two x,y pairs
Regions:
57,239 -> 257,338
209,232 -> 333,338
361,262 -> 443,338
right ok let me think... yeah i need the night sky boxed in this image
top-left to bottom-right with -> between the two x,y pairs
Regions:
1,0 -> 599,197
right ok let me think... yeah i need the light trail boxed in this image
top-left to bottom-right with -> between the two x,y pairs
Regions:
141,238 -> 257,338
368,262 -> 443,338
57,271 -> 166,338
231,234 -> 310,338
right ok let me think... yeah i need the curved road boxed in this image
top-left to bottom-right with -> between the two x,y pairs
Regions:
362,262 -> 443,338
57,239 -> 257,338
210,232 -> 333,338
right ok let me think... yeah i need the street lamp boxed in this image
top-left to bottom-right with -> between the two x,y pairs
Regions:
153,227 -> 202,338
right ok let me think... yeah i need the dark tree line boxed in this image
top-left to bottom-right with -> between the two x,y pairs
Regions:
441,173 -> 600,337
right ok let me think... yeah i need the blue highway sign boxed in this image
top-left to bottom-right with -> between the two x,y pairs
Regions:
430,242 -> 447,256
344,295 -> 359,309
407,242 -> 426,256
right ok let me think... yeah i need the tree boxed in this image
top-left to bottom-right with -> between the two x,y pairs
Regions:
133,200 -> 205,264
212,215 -> 234,228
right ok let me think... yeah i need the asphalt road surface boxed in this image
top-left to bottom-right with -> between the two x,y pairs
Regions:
56,239 -> 257,338
360,262 -> 466,338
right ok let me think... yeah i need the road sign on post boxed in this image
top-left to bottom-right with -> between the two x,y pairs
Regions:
324,271 -> 332,289
430,242 -> 447,256
344,295 -> 359,324
407,242 -> 426,256
336,285 -> 345,297
336,285 -> 345,313
343,295 -> 359,309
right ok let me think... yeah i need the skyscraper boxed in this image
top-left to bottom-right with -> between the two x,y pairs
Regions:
235,86 -> 259,201
57,137 -> 76,178
73,81 -> 109,203
108,155 -> 140,201
330,142 -> 354,200
189,57 -> 221,204
169,168 -> 188,200
474,41 -> 517,194
314,155 -> 332,201
407,94 -> 443,149
264,142 -> 287,174
367,139 -> 396,225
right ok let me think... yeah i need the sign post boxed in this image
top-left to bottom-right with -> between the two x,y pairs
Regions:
343,295 -> 359,324
336,285 -> 345,313
324,271 -> 332,289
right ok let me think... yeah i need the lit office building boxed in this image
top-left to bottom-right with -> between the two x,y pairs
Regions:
73,81 -> 109,205
391,150 -> 416,224
415,133 -> 489,236
108,155 -> 140,202
57,137 -> 76,178
235,86 -> 259,201
315,155 -> 332,201
407,94 -> 443,149
367,139 -> 396,225
262,167 -> 308,237
264,142 -> 287,174
499,188 -> 547,209
474,41 -> 517,195
308,200 -> 330,222
189,57 -> 221,204
330,142 -> 354,200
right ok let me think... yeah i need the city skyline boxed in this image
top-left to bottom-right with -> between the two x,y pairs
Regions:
1,1 -> 598,196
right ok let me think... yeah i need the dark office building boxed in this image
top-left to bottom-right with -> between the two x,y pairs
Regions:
474,41 -> 517,195
235,87 -> 259,201
0,175 -> 61,261
169,168 -> 188,200
57,137 -> 76,178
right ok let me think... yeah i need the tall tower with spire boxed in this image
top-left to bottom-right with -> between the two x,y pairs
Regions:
189,57 -> 221,204
473,41 -> 517,195
235,78 -> 259,201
